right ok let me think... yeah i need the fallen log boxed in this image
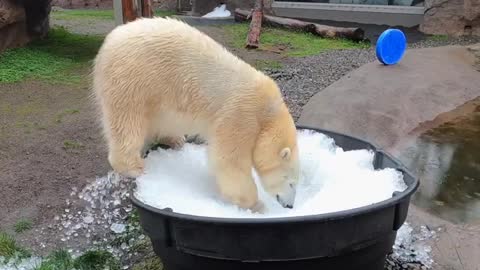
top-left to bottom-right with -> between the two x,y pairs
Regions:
234,8 -> 365,42
245,0 -> 264,49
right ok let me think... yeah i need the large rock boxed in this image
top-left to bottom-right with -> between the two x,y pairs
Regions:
298,45 -> 480,151
1,0 -> 51,52
420,0 -> 480,36
0,0 -> 29,52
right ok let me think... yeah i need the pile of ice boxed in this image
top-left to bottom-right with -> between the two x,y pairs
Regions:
0,257 -> 42,270
202,4 -> 231,18
31,171 -> 143,261
135,129 -> 408,218
390,222 -> 436,268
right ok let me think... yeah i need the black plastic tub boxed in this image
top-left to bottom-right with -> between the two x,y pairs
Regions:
131,125 -> 419,270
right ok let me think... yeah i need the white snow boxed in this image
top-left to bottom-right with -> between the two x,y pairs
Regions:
201,4 -> 231,18
135,129 -> 408,218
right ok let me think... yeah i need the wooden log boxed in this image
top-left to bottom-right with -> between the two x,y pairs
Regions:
245,0 -> 264,49
235,8 -> 364,42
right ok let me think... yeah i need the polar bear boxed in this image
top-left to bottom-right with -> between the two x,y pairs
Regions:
92,17 -> 299,210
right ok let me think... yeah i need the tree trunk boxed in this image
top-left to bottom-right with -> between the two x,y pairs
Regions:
235,8 -> 365,42
245,0 -> 264,49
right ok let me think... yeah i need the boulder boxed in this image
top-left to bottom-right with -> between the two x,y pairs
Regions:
420,0 -> 480,36
0,0 -> 51,52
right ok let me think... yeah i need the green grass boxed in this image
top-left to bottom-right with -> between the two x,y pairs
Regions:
0,232 -> 30,260
223,23 -> 369,57
0,27 -> 103,84
51,8 -> 176,21
63,140 -> 84,150
427,34 -> 449,41
36,250 -> 74,270
74,250 -> 120,270
51,9 -> 115,20
14,220 -> 33,233
0,233 -> 120,269
36,250 -> 121,270
154,10 -> 177,17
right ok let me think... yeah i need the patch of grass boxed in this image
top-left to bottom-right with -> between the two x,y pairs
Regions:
51,9 -> 115,20
154,10 -> 177,17
0,27 -> 103,84
14,220 -> 33,233
73,250 -> 120,270
254,59 -> 283,70
51,8 -> 175,21
55,109 -> 80,123
37,249 -> 120,270
132,257 -> 163,270
223,23 -> 369,57
427,34 -> 449,41
63,140 -> 84,150
37,250 -> 74,270
0,232 -> 30,260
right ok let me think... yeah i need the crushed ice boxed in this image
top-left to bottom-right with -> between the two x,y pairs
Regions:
29,171 -> 145,264
135,129 -> 408,218
390,223 -> 436,268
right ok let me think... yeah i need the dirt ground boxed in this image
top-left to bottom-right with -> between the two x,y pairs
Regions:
0,78 -> 109,234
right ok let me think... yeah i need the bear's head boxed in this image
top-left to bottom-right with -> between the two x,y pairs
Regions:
253,97 -> 300,209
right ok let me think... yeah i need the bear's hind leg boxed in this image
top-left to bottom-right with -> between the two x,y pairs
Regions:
106,112 -> 148,178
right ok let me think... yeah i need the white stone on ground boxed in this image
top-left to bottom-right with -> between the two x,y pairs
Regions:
201,4 -> 231,18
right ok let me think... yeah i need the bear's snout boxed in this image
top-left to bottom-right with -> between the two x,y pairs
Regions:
276,184 -> 296,209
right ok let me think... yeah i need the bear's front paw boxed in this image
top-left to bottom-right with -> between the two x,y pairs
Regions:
160,136 -> 185,150
250,200 -> 265,214
124,164 -> 144,179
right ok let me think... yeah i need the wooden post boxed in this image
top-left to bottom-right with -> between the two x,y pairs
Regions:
246,0 -> 264,49
122,0 -> 138,23
141,0 -> 153,18
116,0 -> 154,25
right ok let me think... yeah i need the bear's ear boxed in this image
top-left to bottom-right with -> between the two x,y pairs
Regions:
280,147 -> 291,160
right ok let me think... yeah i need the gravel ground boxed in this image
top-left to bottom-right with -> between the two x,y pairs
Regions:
267,36 -> 480,121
